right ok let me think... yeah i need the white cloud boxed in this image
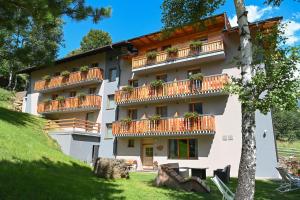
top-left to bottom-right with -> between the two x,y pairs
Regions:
292,12 -> 300,20
283,20 -> 300,45
229,5 -> 273,27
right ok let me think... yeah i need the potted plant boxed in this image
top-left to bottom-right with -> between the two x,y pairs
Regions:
150,80 -> 164,89
56,96 -> 65,102
42,75 -> 51,82
43,98 -> 52,104
189,73 -> 204,81
184,112 -> 199,120
60,70 -> 70,78
80,65 -> 89,73
77,92 -> 86,100
166,47 -> 178,59
189,40 -> 203,55
148,114 -> 161,121
146,51 -> 157,64
122,85 -> 134,93
121,117 -> 132,125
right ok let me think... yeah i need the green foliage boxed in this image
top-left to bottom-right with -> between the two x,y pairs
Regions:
190,40 -> 203,49
184,112 -> 199,119
146,51 -> 158,60
189,73 -> 204,81
150,80 -> 165,88
161,0 -> 225,30
76,92 -> 86,98
60,70 -> 70,77
273,109 -> 300,142
121,117 -> 132,124
42,75 -> 51,81
122,85 -> 134,92
80,29 -> 112,52
80,66 -> 89,72
42,98 -> 52,104
166,47 -> 178,55
56,96 -> 65,101
0,88 -> 14,106
226,23 -> 300,114
148,114 -> 161,121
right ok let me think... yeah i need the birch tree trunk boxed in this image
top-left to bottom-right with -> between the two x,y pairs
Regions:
7,70 -> 13,90
233,0 -> 256,199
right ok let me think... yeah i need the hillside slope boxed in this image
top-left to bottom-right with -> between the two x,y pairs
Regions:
0,91 -> 119,200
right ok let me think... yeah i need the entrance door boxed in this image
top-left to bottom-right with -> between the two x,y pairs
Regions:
142,145 -> 153,167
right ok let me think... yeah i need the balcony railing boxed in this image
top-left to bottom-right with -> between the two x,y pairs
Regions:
132,40 -> 224,70
37,95 -> 101,114
115,74 -> 229,105
112,116 -> 215,137
34,67 -> 103,92
45,118 -> 100,134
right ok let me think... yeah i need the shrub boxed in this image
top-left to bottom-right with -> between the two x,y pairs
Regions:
146,51 -> 157,60
190,40 -> 203,50
189,73 -> 204,81
42,75 -> 51,82
122,85 -> 134,93
184,112 -> 199,119
166,47 -> 178,55
150,80 -> 164,88
121,117 -> 132,124
0,88 -> 14,102
80,66 -> 89,72
56,96 -> 65,101
149,114 -> 161,121
60,70 -> 70,77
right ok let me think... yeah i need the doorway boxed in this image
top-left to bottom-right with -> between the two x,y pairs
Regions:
142,145 -> 154,167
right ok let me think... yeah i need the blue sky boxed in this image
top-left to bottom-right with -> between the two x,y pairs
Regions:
58,0 -> 300,58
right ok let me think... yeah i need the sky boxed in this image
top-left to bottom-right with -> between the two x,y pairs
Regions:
58,0 -> 300,58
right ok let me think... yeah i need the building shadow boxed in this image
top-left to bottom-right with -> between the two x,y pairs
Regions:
0,157 -> 125,200
0,107 -> 40,127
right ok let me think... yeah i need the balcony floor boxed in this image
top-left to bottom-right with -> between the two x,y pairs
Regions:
132,50 -> 225,74
114,130 -> 215,137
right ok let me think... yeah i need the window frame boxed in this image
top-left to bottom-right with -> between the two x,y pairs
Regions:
189,102 -> 203,114
156,106 -> 168,118
128,139 -> 135,148
105,123 -> 113,139
107,94 -> 116,110
168,139 -> 198,160
108,68 -> 117,82
127,108 -> 138,120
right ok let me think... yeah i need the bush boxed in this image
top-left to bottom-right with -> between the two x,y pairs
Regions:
122,85 -> 134,93
42,75 -> 51,81
190,40 -> 203,49
60,70 -> 70,77
184,112 -> 199,119
146,51 -> 157,60
80,66 -> 89,72
166,47 -> 178,55
0,88 -> 14,102
56,96 -> 65,101
150,80 -> 164,88
189,73 -> 204,81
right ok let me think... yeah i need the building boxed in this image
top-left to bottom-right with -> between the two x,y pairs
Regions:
21,13 -> 279,178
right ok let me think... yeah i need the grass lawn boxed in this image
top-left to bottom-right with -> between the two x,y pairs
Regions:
277,140 -> 300,161
0,89 -> 299,199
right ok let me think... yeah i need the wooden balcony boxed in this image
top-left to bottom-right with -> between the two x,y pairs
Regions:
132,40 -> 224,72
37,95 -> 101,114
34,67 -> 103,93
112,116 -> 215,137
115,74 -> 229,105
45,118 -> 100,135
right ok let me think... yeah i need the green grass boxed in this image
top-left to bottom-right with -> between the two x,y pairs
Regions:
277,140 -> 300,160
0,88 -> 299,199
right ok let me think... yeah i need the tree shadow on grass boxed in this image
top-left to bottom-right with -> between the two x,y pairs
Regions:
0,107 -> 40,127
0,157 -> 125,200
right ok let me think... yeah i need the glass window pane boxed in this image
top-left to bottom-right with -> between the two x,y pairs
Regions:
109,68 -> 117,82
189,139 -> 197,158
106,124 -> 113,138
168,139 -> 178,159
107,95 -> 116,109
194,103 -> 203,114
178,139 -> 188,159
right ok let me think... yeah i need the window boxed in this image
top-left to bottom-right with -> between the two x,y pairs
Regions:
107,95 -> 116,109
109,68 -> 117,82
128,139 -> 135,148
189,103 -> 203,114
105,124 -> 113,139
129,80 -> 139,87
70,91 -> 76,97
187,69 -> 201,78
52,94 -> 58,100
92,145 -> 100,161
168,139 -> 198,159
72,67 -> 78,72
53,72 -> 60,76
91,63 -> 99,68
145,147 -> 153,156
89,88 -> 96,95
128,109 -> 137,120
162,45 -> 171,51
156,106 -> 168,118
156,74 -> 168,82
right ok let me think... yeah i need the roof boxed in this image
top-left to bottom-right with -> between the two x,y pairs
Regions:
19,40 -> 129,73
